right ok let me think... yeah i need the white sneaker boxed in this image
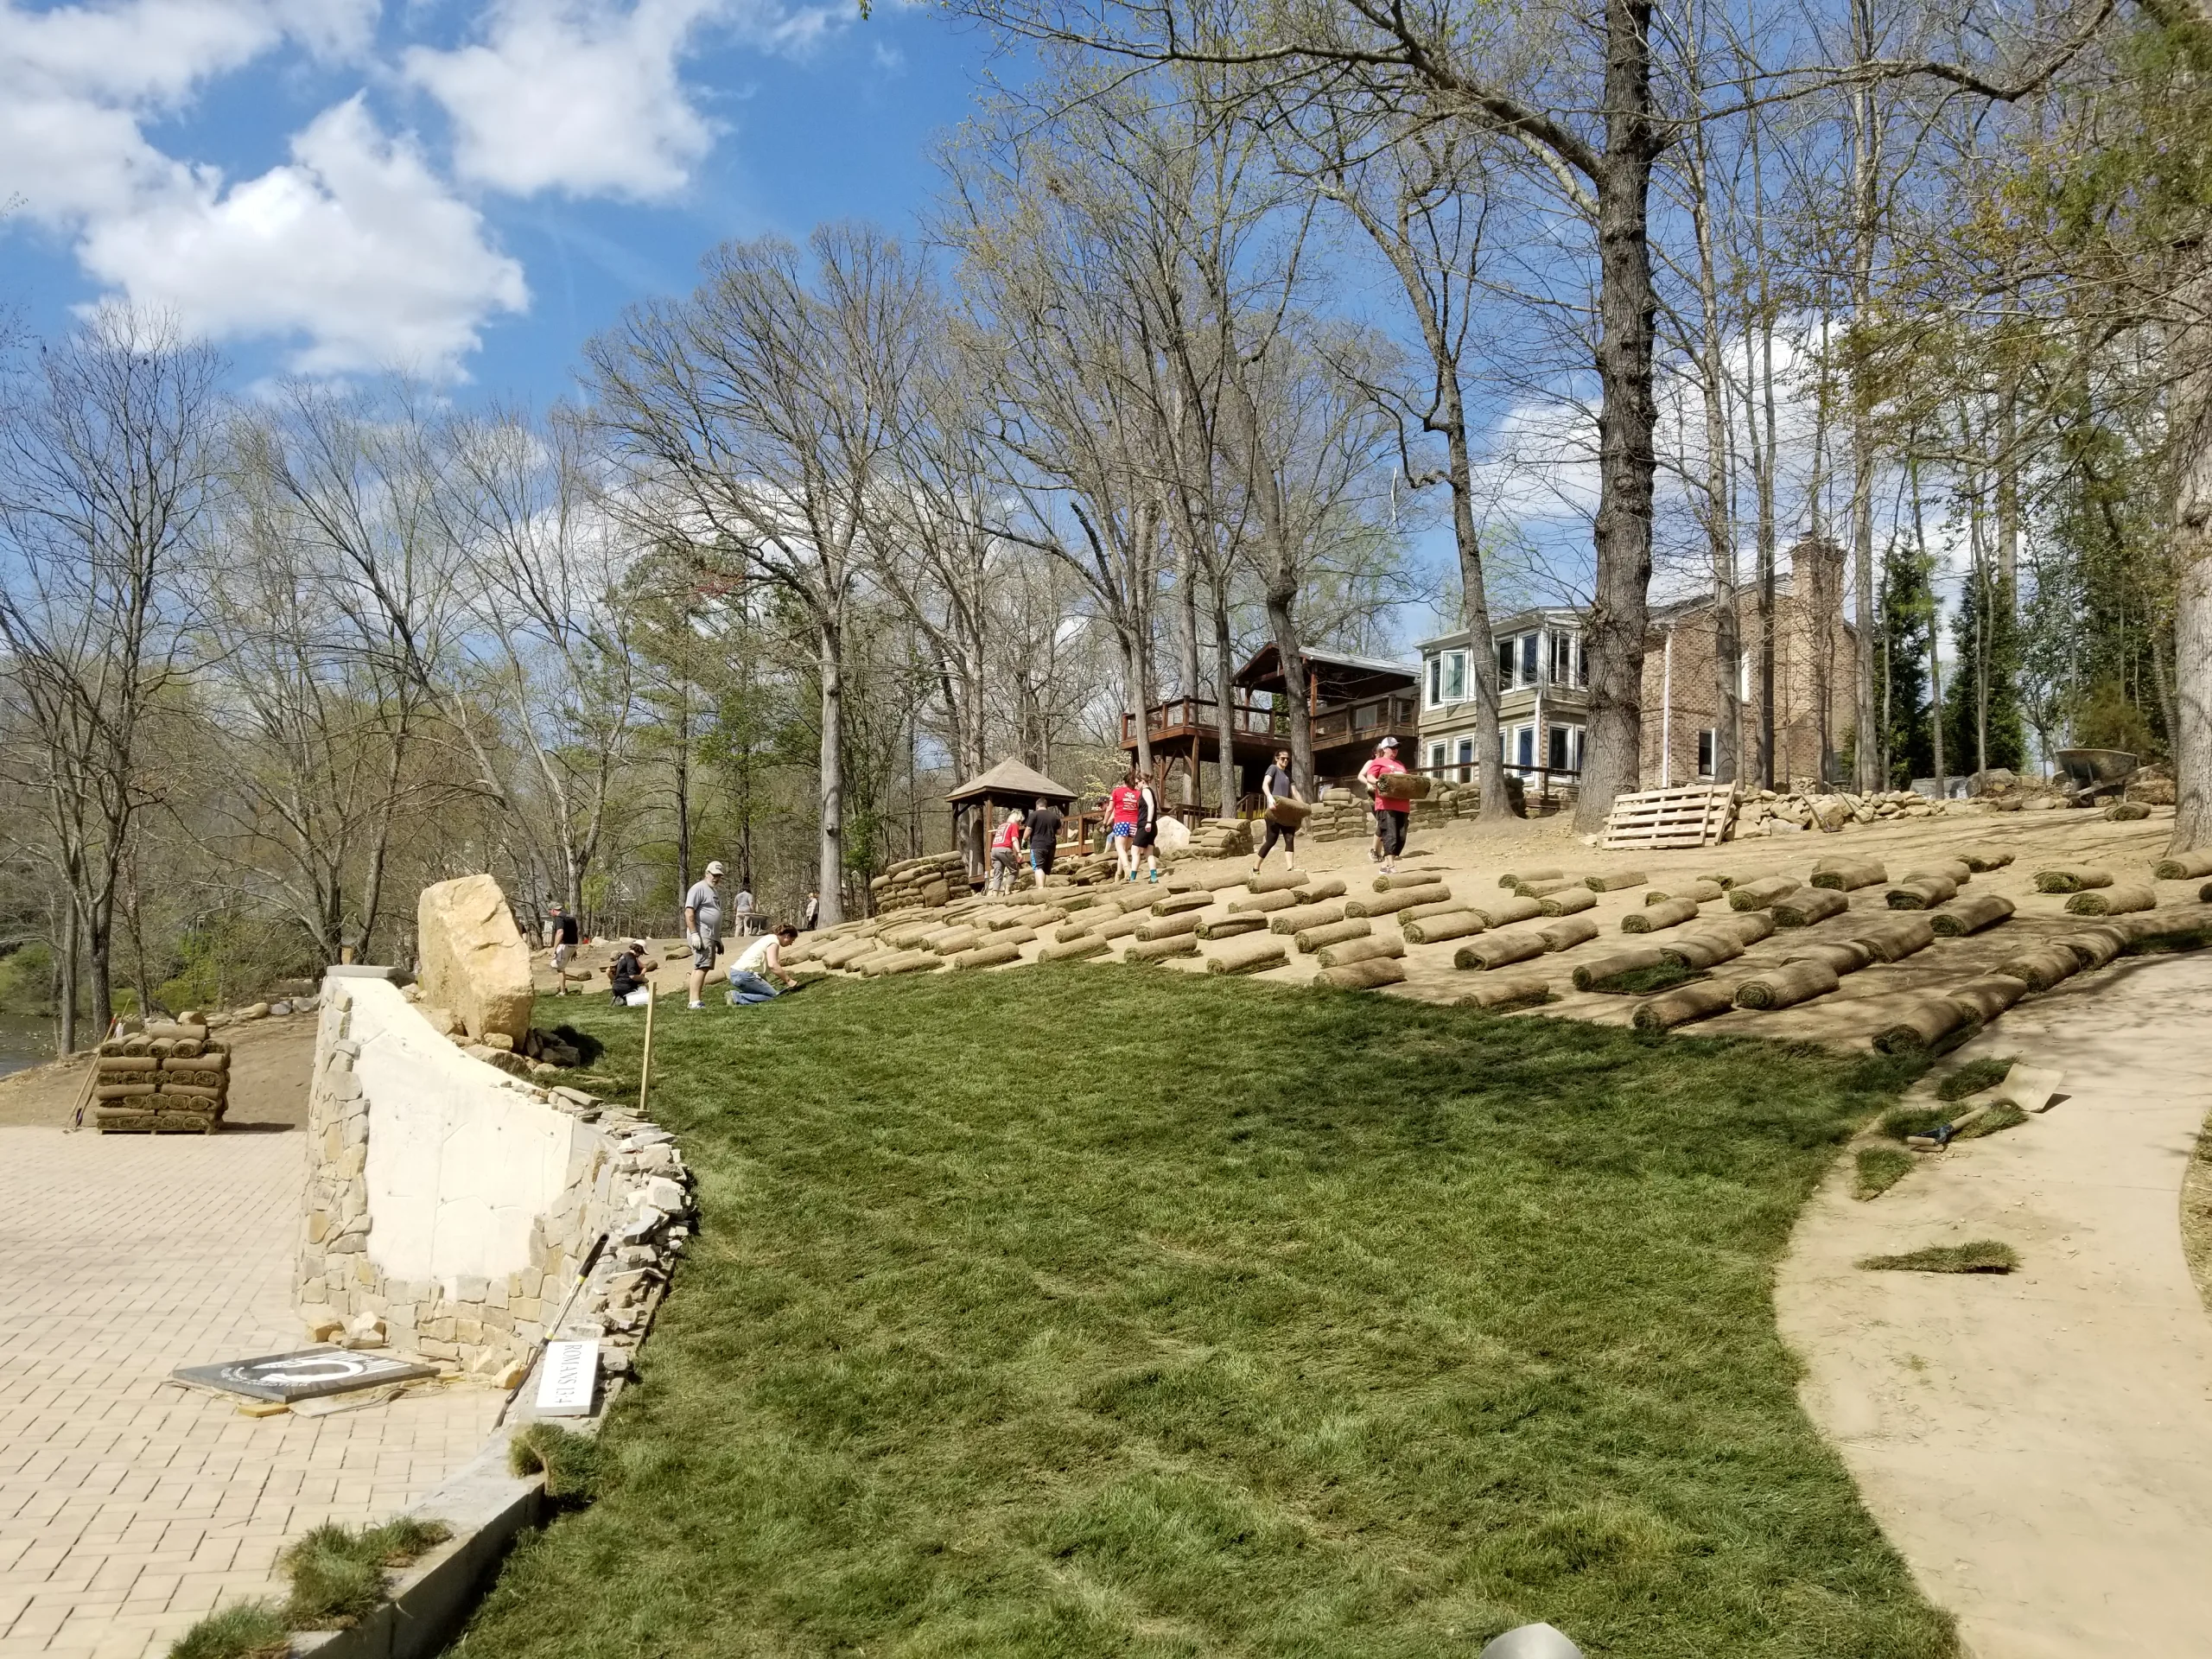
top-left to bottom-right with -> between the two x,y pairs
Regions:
686,1001 -> 704,1011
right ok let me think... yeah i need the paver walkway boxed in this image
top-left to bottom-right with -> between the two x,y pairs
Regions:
0,1126 -> 502,1659
1777,951 -> 2212,1659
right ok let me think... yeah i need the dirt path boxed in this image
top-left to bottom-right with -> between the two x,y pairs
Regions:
1775,951 -> 2212,1659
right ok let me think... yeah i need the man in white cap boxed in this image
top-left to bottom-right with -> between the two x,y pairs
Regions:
683,861 -> 725,1010
1357,736 -> 1412,874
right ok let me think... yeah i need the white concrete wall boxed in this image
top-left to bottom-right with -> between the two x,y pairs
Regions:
349,979 -> 577,1292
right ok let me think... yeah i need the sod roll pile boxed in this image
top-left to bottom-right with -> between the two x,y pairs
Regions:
1772,888 -> 1848,928
1728,875 -> 1801,912
93,1023 -> 229,1134
1732,960 -> 1840,1010
2065,883 -> 2156,917
1929,893 -> 2017,936
1458,973 -> 1551,1008
1631,982 -> 1737,1033
1317,957 -> 1407,991
1624,896 -> 1701,934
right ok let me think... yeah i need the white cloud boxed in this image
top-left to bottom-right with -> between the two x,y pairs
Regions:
77,98 -> 528,375
403,0 -> 842,200
0,0 -> 525,376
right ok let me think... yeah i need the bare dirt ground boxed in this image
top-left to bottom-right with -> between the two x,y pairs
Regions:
0,1013 -> 317,1131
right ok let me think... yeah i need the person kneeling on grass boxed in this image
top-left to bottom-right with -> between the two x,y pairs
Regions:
608,940 -> 652,1007
727,925 -> 799,1005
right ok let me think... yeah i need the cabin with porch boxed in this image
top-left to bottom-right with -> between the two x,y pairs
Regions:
1120,645 -> 1421,811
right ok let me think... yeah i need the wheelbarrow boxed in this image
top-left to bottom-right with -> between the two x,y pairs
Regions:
2052,747 -> 2138,807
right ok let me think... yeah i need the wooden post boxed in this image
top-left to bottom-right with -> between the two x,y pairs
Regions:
637,984 -> 658,1117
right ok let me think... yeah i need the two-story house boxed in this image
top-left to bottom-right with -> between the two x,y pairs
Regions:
1414,607 -> 1589,797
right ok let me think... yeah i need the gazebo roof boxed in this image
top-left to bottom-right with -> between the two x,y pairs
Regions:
945,757 -> 1078,805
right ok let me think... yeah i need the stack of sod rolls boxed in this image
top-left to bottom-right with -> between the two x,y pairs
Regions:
871,851 -> 967,912
92,1020 -> 228,1133
1182,817 -> 1255,859
1301,788 -> 1370,843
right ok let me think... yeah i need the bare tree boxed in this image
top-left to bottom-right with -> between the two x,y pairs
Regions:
0,308 -> 218,1046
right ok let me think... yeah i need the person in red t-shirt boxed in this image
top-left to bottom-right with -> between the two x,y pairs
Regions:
1357,737 -> 1411,874
988,807 -> 1025,894
1106,772 -> 1142,880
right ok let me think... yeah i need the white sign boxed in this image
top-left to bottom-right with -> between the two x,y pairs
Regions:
534,1339 -> 600,1415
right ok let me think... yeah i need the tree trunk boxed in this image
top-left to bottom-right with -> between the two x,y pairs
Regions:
1446,416 -> 1512,817
1573,0 -> 1662,833
817,616 -> 847,925
2171,275 -> 2212,852
56,892 -> 79,1056
1265,587 -> 1315,798
1213,592 -> 1238,818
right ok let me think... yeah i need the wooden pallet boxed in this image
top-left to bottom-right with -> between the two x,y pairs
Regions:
1601,784 -> 1738,850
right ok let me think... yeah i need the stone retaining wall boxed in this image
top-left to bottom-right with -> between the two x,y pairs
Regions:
298,971 -> 690,1384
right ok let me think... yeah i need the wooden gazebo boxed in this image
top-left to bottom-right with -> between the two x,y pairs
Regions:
946,758 -> 1079,880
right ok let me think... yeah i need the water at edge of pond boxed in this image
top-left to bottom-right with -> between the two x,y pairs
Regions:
0,1011 -> 57,1079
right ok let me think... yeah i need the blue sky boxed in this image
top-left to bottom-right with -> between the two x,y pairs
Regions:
1,0 -> 999,402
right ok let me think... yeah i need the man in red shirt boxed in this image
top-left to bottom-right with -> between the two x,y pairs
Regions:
1357,737 -> 1411,874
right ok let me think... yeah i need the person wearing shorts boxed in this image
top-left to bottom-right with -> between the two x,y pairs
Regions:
548,902 -> 581,995
1027,798 -> 1064,888
1358,738 -> 1410,874
989,807 -> 1025,893
683,861 -> 724,1010
1132,776 -> 1161,883
1106,772 -> 1141,880
1251,749 -> 1301,876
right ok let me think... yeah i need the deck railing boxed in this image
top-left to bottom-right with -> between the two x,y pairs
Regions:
1120,696 -> 1284,747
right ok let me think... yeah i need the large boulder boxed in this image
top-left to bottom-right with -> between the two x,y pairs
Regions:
417,874 -> 533,1046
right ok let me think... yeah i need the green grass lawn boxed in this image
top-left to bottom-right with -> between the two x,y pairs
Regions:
457,968 -> 1952,1658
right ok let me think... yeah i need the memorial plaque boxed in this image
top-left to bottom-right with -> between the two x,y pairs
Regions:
534,1339 -> 600,1415
174,1345 -> 436,1403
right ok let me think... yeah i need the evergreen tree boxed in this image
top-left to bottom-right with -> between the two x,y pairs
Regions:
1945,564 -> 2026,776
1878,538 -> 1935,786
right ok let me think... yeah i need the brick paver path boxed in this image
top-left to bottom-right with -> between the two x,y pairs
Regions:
0,1127 -> 503,1659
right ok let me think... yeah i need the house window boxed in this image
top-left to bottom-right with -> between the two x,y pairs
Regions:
1548,724 -> 1571,771
1428,741 -> 1446,772
1442,651 -> 1466,702
1519,632 -> 1539,685
1427,657 -> 1442,707
1497,638 -> 1516,689
1550,632 -> 1580,688
1515,725 -> 1535,767
1697,728 -> 1716,778
1456,737 -> 1474,783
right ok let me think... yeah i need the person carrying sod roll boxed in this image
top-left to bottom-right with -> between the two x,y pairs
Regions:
1358,737 -> 1411,875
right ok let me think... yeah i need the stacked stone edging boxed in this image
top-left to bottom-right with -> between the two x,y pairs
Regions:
298,974 -> 693,1391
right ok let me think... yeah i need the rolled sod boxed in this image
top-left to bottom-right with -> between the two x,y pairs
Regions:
1317,957 -> 1408,991
1373,772 -> 1432,801
1456,930 -> 1548,970
1300,877 -> 1351,902
1152,891 -> 1216,918
1631,982 -> 1737,1033
1205,934 -> 1288,976
1707,912 -> 1777,946
1728,875 -> 1801,912
1123,934 -> 1199,962
1539,887 -> 1598,917
817,938 -> 875,969
2198,881 -> 2212,904
1458,973 -> 1551,1008
1316,935 -> 1407,969
1537,916 -> 1601,952
1249,868 -> 1307,893
1847,915 -> 1936,962
1960,846 -> 2016,872
1624,896 -> 1701,934
1263,798 -> 1313,827
1345,883 -> 1452,918
1929,893 -> 2017,936
1197,915 -> 1269,941
1948,974 -> 2031,1024
2106,903 -> 2212,949
94,1083 -> 156,1100
867,950 -> 943,976
1399,897 -> 1468,925
1732,958 -> 1838,1010
1166,868 -> 1249,893
883,923 -> 938,950
1773,888 -> 1848,928
1571,946 -> 1669,992
1783,939 -> 1876,976
1498,868 -> 1561,889
1999,944 -> 2081,992
1885,874 -> 1957,910
2107,802 -> 2152,822
920,925 -> 970,950
1273,901 -> 1347,936
2055,926 -> 2126,969
1660,931 -> 1745,970
1810,858 -> 1886,892
1874,998 -> 1972,1055
1402,909 -> 1488,945
2065,883 -> 2156,916
1135,912 -> 1203,942
928,927 -> 987,956
1696,871 -> 1740,890
1477,895 -> 1544,929
1094,911 -> 1150,942
1037,933 -> 1110,962
1374,871 -> 1440,891
1930,858 -> 1974,885
2034,866 -> 2112,893
950,941 -> 1023,970
1295,918 -> 1370,954
2155,849 -> 2212,880
1583,870 -> 1647,892
1227,888 -> 1302,915
1649,880 -> 1724,906
1052,920 -> 1097,944
997,927 -> 1041,948
1058,891 -> 1103,911
1514,878 -> 1573,897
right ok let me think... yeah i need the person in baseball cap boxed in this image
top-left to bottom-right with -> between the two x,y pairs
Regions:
683,861 -> 725,1009
1359,736 -> 1412,873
